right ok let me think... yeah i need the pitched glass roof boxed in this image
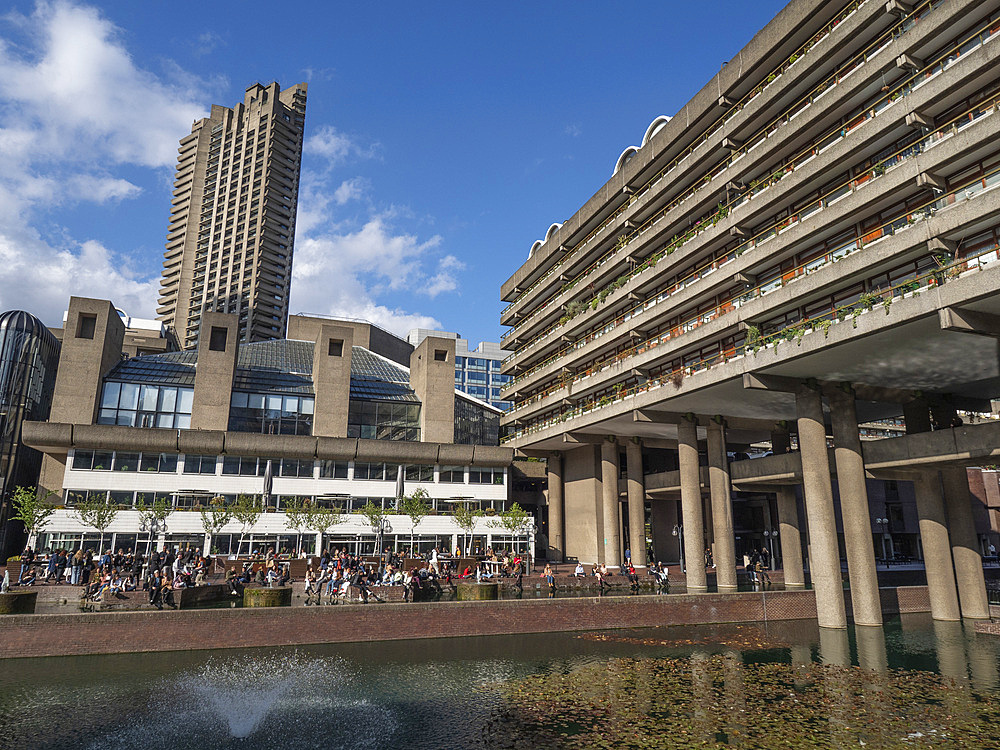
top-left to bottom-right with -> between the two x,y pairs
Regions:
104,339 -> 418,400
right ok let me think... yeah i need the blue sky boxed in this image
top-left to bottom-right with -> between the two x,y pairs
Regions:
0,0 -> 787,343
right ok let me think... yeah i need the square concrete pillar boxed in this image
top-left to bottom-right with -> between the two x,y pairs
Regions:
562,444 -> 603,564
312,324 -> 354,437
410,336 -> 456,443
190,312 -> 238,430
49,297 -> 126,425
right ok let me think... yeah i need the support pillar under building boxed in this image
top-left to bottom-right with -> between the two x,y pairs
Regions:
775,486 -> 805,588
678,418 -> 707,591
796,386 -> 847,629
625,438 -> 647,568
600,438 -> 622,568
912,470 -> 961,622
546,452 -> 565,562
828,389 -> 882,627
941,467 -> 990,619
706,420 -> 737,590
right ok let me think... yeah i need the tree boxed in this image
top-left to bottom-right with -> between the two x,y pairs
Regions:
401,488 -> 431,553
452,503 -> 480,556
282,497 -> 312,555
10,486 -> 56,545
359,500 -> 388,555
307,502 -> 343,552
492,502 -> 533,558
74,494 -> 119,554
231,493 -> 262,557
136,494 -> 172,556
199,496 -> 233,553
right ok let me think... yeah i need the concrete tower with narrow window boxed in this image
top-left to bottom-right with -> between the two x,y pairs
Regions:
157,82 -> 307,349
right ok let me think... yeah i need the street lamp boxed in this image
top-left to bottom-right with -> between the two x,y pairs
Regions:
874,517 -> 890,564
763,529 -> 779,569
672,524 -> 685,572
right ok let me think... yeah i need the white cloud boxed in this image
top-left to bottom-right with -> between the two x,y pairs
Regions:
290,215 -> 452,336
333,177 -> 367,205
305,124 -> 379,169
0,0 -> 211,323
424,254 -> 465,297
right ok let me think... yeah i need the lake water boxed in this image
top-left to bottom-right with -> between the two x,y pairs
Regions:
1,614 -> 998,749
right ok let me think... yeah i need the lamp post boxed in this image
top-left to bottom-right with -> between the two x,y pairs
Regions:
763,529 -> 778,569
672,524 -> 685,573
874,517 -> 889,565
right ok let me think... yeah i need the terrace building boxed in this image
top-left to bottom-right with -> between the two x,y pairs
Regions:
500,0 -> 1000,629
21,298 -> 518,557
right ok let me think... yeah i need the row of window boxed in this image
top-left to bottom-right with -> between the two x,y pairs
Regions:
69,451 -> 505,484
228,392 -> 315,436
99,383 -> 194,429
60,489 -> 505,513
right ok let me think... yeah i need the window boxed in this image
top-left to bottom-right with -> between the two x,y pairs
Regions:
319,460 -> 349,479
72,450 -> 95,470
140,452 -> 178,473
434,349 -> 448,362
76,314 -> 96,340
347,400 -> 420,442
328,338 -> 343,357
92,452 -> 113,471
439,466 -> 465,483
454,396 -> 500,446
209,326 -> 228,351
114,452 -> 139,472
469,467 -> 505,485
280,458 -> 314,478
222,456 -> 259,476
354,462 -> 398,481
183,455 -> 217,474
405,464 -> 434,482
229,392 -> 314,435
109,491 -> 134,508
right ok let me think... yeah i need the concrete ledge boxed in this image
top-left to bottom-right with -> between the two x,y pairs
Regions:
0,585 -> 930,659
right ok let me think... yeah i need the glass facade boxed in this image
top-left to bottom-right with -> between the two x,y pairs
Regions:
348,400 -> 420,441
454,352 -> 512,411
454,396 -> 500,445
98,382 -> 193,428
228,391 -> 315,435
0,310 -> 60,558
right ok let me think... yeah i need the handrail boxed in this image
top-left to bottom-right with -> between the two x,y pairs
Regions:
502,87 -> 1000,392
500,0 -> 939,327
504,237 -> 1000,442
504,163 -> 1000,422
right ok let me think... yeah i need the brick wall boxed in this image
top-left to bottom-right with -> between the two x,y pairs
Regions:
0,586 -> 931,660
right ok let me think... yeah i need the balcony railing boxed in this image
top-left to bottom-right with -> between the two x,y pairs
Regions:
503,167 -> 1000,438
501,0 -> 941,331
504,89 -> 1000,397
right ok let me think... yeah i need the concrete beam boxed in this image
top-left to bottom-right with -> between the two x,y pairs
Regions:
939,307 -> 1000,339
905,111 -> 933,128
563,432 -> 607,445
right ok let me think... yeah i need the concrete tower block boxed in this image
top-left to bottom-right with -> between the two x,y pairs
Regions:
49,297 -> 126,425
410,335 -> 456,444
312,324 -> 354,437
190,312 -> 238,430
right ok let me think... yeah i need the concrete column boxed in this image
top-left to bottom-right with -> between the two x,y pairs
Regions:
625,438 -> 647,567
706,421 -> 737,590
795,387 -> 847,629
941,467 -> 990,619
912,471 -> 961,621
546,452 -> 565,562
776,486 -> 805,588
903,398 -> 932,433
678,418 -> 707,591
828,389 -> 882,627
600,438 -> 622,568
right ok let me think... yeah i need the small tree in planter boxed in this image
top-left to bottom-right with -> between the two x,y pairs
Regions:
232,493 -> 262,557
282,497 -> 312,555
136,495 -> 172,556
360,500 -> 389,556
74,494 -> 118,554
199,495 -> 232,553
401,488 -> 431,553
10,486 -> 56,548
307,501 -> 343,553
452,503 -> 480,556
491,502 -> 533,565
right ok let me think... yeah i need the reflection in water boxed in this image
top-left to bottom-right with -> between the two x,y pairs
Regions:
1,615 -> 999,749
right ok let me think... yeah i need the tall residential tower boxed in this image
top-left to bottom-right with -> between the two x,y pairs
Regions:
157,82 -> 307,349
